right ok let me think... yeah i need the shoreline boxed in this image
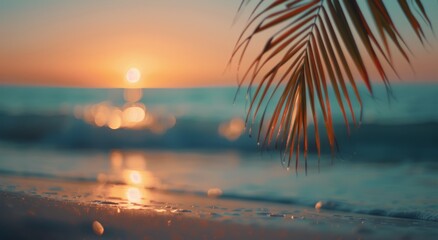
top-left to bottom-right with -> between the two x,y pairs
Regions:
1,176 -> 437,239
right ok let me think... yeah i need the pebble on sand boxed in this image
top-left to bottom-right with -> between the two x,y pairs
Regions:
92,220 -> 104,236
315,201 -> 323,210
207,188 -> 223,198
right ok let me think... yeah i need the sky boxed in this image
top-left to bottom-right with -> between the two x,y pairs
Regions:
0,0 -> 437,88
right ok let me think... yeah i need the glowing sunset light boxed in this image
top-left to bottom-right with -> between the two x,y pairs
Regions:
110,151 -> 123,170
122,106 -> 146,123
126,68 -> 141,83
126,187 -> 142,203
129,171 -> 142,185
108,110 -> 122,130
0,2 -> 437,88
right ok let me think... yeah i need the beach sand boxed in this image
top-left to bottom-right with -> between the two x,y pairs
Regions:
0,191 -> 329,240
1,176 -> 437,240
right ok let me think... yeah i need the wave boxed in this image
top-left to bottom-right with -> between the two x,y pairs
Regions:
220,194 -> 438,222
1,168 -> 436,222
0,111 -> 437,160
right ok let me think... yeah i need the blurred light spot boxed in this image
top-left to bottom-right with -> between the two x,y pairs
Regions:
218,118 -> 245,141
94,112 -> 107,127
122,169 -> 160,189
207,188 -> 223,198
315,201 -> 323,210
129,171 -> 142,185
108,110 -> 122,130
122,106 -> 145,123
126,187 -> 142,203
76,92 -> 176,133
94,104 -> 111,127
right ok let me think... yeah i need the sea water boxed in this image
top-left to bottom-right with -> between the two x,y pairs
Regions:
0,84 -> 437,223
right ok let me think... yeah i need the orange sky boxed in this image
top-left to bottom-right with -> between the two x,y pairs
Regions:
0,0 -> 437,88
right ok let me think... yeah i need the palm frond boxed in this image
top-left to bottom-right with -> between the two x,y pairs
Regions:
231,0 -> 432,168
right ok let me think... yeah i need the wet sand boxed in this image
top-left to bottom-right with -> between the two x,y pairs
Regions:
0,191 -> 344,240
0,176 -> 437,240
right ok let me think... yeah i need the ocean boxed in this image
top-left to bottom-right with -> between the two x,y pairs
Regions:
0,84 -> 437,224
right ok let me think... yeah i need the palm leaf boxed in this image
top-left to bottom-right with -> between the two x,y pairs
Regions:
231,0 -> 432,168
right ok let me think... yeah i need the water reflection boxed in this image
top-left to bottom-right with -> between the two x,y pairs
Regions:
75,89 -> 176,134
97,151 -> 161,207
97,150 -> 161,207
124,88 -> 143,103
94,150 -> 242,208
104,151 -> 160,187
128,171 -> 142,185
110,151 -> 123,170
126,187 -> 142,204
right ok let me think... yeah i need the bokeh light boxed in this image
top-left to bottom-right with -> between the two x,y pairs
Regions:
77,102 -> 176,133
218,118 -> 245,141
129,171 -> 142,185
126,187 -> 142,203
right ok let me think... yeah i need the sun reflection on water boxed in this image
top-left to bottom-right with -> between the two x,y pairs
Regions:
110,151 -> 123,170
129,171 -> 142,185
96,151 -> 163,208
126,187 -> 142,204
110,152 -> 160,186
95,151 -> 165,208
124,88 -> 143,103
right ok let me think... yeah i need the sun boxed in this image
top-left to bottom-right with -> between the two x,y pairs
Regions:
126,68 -> 141,83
